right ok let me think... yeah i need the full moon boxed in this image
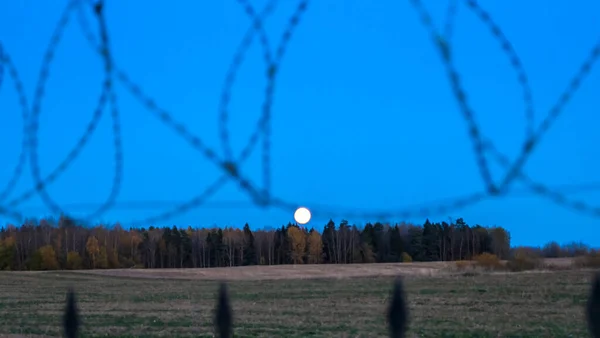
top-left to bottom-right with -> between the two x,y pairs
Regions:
293,207 -> 311,225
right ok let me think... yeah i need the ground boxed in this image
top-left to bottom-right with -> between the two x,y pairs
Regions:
0,260 -> 595,337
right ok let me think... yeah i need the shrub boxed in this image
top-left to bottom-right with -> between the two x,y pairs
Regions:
454,260 -> 473,271
118,256 -> 136,268
66,251 -> 83,270
473,253 -> 503,271
507,247 -> 542,272
573,252 -> 600,268
401,252 -> 413,263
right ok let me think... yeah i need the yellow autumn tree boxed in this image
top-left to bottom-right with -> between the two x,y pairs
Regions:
66,251 -> 83,270
86,236 -> 100,268
306,230 -> 323,264
287,226 -> 306,264
119,231 -> 142,267
38,245 -> 59,270
97,246 -> 109,269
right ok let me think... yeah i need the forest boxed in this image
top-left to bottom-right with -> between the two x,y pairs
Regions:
0,216 -> 593,270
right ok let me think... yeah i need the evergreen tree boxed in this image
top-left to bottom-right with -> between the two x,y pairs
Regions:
243,223 -> 257,265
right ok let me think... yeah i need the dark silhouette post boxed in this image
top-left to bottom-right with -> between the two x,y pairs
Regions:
214,282 -> 233,337
387,278 -> 408,338
63,288 -> 79,338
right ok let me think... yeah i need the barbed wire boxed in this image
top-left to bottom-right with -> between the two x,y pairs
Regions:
28,0 -> 123,224
0,0 -> 598,227
0,44 -> 29,205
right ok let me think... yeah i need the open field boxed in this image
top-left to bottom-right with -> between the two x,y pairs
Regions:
61,258 -> 579,281
67,261 -> 450,280
0,261 -> 596,337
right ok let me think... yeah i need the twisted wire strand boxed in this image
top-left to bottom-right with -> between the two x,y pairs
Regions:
26,0 -> 123,224
219,0 -> 277,162
73,0 -> 309,224
85,0 -> 123,221
409,0 -> 497,194
0,45 -> 3,92
236,0 -> 310,204
464,0 -> 536,142
432,0 -> 600,218
0,49 -> 26,223
128,174 -> 230,226
74,0 -> 264,224
411,0 -> 600,204
485,141 -> 600,217
6,89 -> 109,209
19,0 -> 277,226
218,0 -> 279,206
3,4 -> 111,209
442,0 -> 459,42
0,45 -> 30,203
136,0 -> 310,224
498,37 -> 600,192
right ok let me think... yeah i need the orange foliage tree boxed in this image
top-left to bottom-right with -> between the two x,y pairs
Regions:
38,245 -> 59,270
288,226 -> 306,264
86,236 -> 100,268
306,230 -> 323,264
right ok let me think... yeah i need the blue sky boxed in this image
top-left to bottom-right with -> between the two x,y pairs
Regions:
0,1 -> 599,246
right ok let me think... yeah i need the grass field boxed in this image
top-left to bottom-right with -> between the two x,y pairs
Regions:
0,261 -> 596,337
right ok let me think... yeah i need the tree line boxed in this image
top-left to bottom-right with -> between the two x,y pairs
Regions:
0,216 -> 593,270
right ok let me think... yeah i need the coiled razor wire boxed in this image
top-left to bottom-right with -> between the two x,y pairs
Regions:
0,0 -> 599,226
